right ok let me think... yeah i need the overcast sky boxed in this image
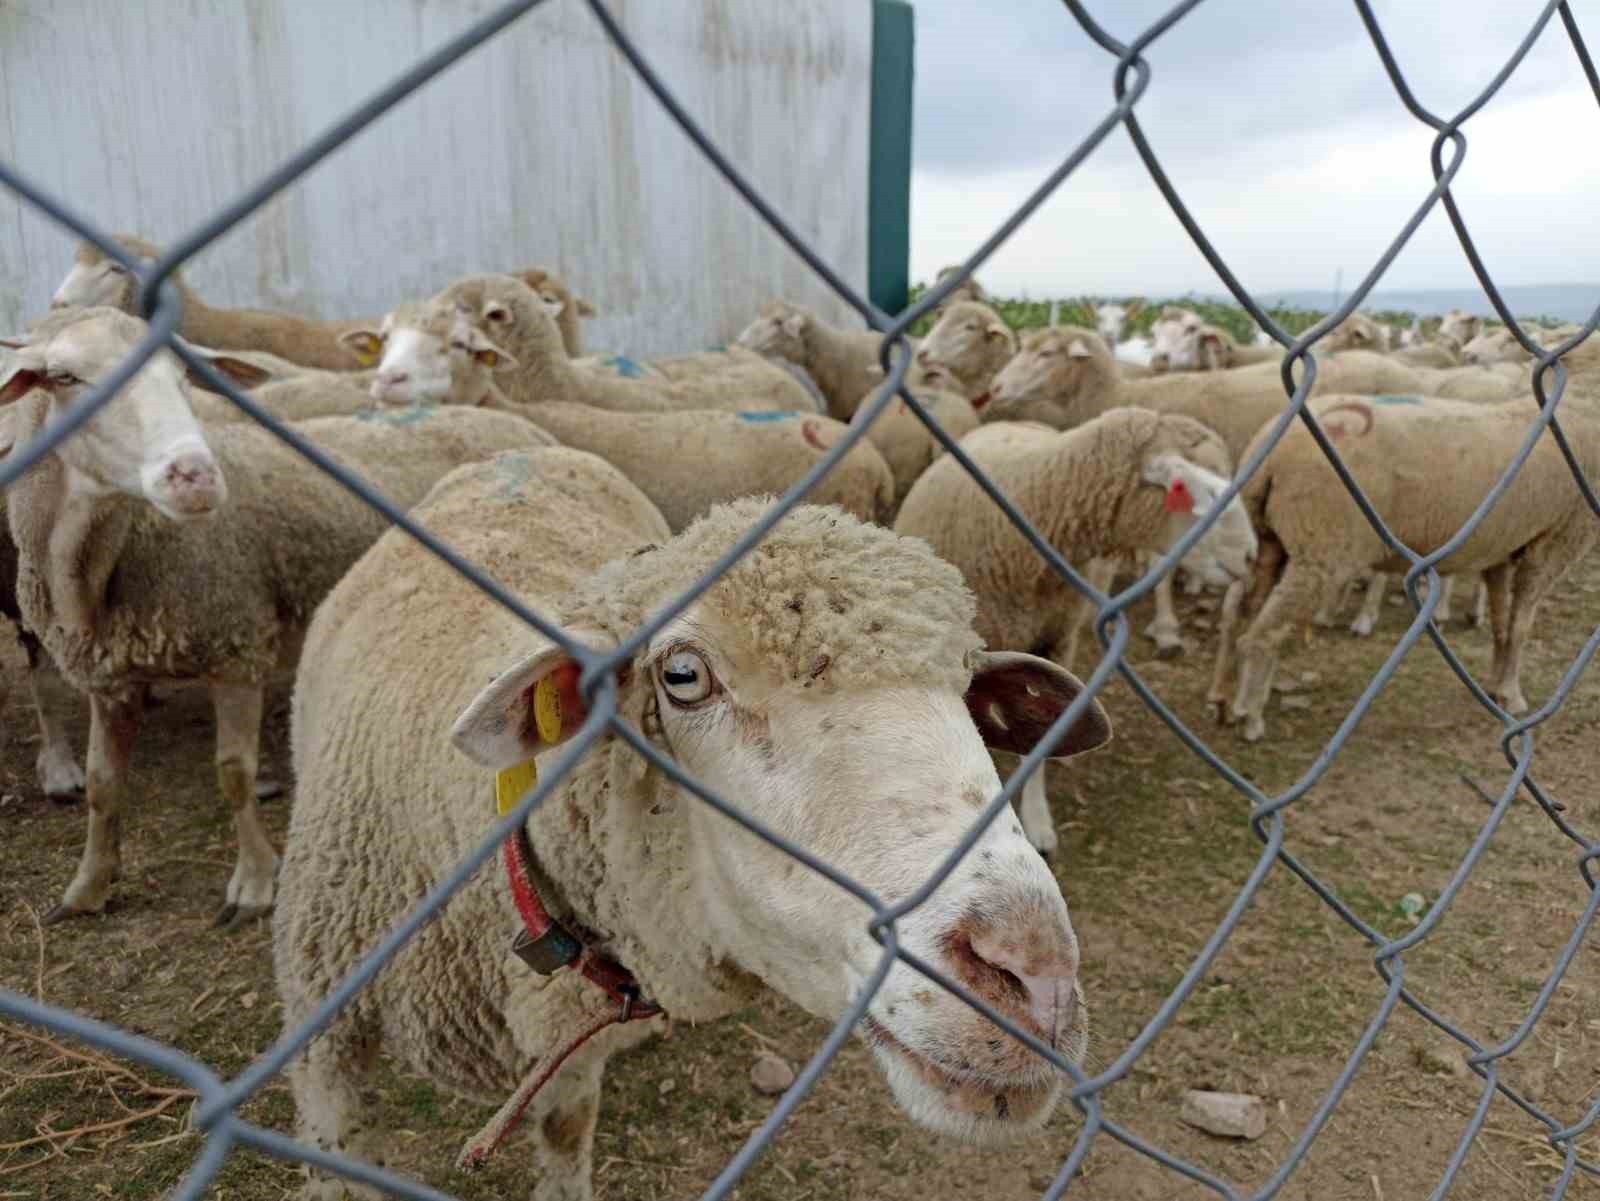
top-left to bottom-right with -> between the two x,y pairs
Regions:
907,0 -> 1600,299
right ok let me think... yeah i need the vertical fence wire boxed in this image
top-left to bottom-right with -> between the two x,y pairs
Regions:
1,1 -> 1597,1198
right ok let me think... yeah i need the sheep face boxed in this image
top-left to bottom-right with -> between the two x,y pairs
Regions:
1462,329 -> 1527,366
1438,309 -> 1481,345
451,507 -> 1116,1145
734,303 -> 809,364
1144,456 -> 1258,588
0,308 -> 224,519
51,247 -> 140,312
984,327 -> 1109,428
1091,299 -> 1139,346
1324,314 -> 1383,355
1147,308 -> 1207,371
916,302 -> 1014,397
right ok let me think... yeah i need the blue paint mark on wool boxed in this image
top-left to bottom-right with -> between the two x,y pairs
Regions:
606,355 -> 647,379
355,403 -> 436,425
1372,394 -> 1423,406
735,410 -> 801,422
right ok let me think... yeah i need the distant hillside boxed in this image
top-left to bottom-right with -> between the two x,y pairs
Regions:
1233,285 -> 1599,324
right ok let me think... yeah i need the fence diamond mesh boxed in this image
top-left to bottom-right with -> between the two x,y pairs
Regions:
2,1 -> 1599,1199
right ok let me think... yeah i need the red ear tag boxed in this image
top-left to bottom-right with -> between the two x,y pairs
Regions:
1164,478 -> 1194,514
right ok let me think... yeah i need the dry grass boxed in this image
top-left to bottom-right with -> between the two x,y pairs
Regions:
2,557 -> 1599,1200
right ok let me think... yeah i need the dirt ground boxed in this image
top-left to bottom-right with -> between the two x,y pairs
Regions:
3,557 -> 1599,1200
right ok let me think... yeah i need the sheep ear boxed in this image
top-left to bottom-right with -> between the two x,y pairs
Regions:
1124,299 -> 1143,319
1067,337 -> 1092,359
964,650 -> 1112,760
484,301 -> 514,326
451,633 -> 615,771
340,329 -> 385,366
781,313 -> 807,337
459,325 -> 520,372
0,349 -> 45,406
575,297 -> 597,318
984,321 -> 1009,342
186,353 -> 274,390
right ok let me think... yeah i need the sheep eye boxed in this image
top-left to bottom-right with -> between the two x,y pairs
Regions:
105,263 -> 128,276
47,370 -> 81,387
659,649 -> 715,706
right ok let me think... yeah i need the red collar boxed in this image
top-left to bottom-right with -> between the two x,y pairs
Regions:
457,820 -> 663,1170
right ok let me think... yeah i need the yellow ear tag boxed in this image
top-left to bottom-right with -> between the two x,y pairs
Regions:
479,349 -> 499,369
495,759 -> 538,817
534,675 -> 563,745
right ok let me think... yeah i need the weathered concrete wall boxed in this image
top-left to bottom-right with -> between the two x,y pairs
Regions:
0,0 -> 872,354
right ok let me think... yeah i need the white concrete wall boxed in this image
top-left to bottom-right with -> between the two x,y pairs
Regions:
0,0 -> 873,355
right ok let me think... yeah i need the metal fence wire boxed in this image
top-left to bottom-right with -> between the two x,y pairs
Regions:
2,1 -> 1599,1198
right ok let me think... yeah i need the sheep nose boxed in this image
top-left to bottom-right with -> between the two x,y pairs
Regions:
950,908 -> 1079,1040
151,449 -> 226,516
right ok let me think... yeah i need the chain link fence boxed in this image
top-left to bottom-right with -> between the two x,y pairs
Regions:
2,1 -> 1599,1198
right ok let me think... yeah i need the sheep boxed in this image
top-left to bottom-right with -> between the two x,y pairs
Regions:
894,408 -> 1257,853
1,307 -> 558,924
1208,392 -> 1600,741
914,300 -> 1017,403
1438,308 -> 1482,345
1086,297 -> 1142,348
1147,307 -> 1280,373
357,276 -> 812,415
49,234 -> 381,370
735,300 -> 909,420
982,325 -> 1423,466
354,297 -> 893,528
514,266 -> 596,358
850,362 -> 980,511
933,263 -> 989,308
275,456 -> 1115,1201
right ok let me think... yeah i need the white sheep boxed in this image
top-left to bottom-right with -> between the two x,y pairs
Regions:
894,408 -> 1258,853
356,281 -> 895,527
735,301 -> 907,420
1,307 -> 557,925
851,361 -> 980,511
1438,308 -> 1482,346
275,457 -> 1114,1201
914,301 -> 1017,402
932,263 -> 989,308
1147,307 -> 1280,373
1085,297 -> 1142,348
1209,392 -> 1600,741
357,276 -> 812,415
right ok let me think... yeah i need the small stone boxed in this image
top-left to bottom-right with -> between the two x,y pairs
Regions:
658,1078 -> 676,1096
1179,1089 -> 1268,1140
1280,696 -> 1313,711
1299,671 -> 1321,686
1029,1173 -> 1056,1192
239,991 -> 258,1010
1191,618 -> 1212,631
1196,600 -> 1216,613
750,1053 -> 795,1096
1416,1044 -> 1469,1079
1272,677 -> 1301,694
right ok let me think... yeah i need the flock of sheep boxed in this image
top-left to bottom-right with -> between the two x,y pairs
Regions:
4,236 -> 1594,1200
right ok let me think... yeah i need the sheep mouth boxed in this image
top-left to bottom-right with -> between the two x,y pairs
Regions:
859,1015 -> 1060,1131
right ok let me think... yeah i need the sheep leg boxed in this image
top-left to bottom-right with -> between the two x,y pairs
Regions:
1182,566 -> 1205,597
1311,572 -> 1346,628
47,691 -> 140,922
1469,573 -> 1489,628
287,1009 -> 385,1201
1350,572 -> 1385,637
213,682 -> 280,928
1058,557 -> 1118,674
1483,561 -> 1514,683
1433,574 -> 1456,625
1491,530 -> 1583,715
1206,579 -> 1246,719
1014,764 -> 1057,857
1145,566 -> 1185,659
21,629 -> 86,800
1232,562 -> 1324,743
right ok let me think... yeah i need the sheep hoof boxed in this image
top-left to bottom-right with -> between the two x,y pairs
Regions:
1241,717 -> 1266,743
1154,640 -> 1185,661
43,902 -> 92,926
37,749 -> 87,801
255,775 -> 285,801
1349,618 -> 1375,638
214,901 -> 271,930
